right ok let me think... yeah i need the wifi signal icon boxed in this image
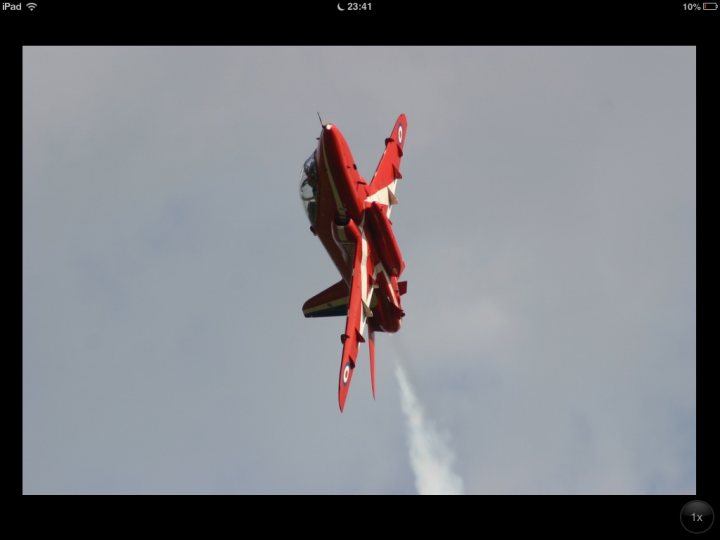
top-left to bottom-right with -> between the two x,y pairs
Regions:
26,2 -> 37,10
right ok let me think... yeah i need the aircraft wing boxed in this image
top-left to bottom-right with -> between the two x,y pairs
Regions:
365,114 -> 407,218
337,220 -> 375,412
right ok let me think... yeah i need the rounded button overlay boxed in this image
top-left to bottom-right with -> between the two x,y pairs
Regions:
680,500 -> 714,534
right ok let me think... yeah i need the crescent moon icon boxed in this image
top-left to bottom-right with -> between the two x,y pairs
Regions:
337,3 -> 345,10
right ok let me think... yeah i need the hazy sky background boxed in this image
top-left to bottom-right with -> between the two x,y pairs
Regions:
23,47 -> 695,494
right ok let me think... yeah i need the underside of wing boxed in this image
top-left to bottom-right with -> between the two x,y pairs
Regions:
337,220 -> 376,412
365,114 -> 407,218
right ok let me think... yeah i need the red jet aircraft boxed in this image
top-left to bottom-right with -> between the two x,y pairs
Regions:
300,114 -> 408,412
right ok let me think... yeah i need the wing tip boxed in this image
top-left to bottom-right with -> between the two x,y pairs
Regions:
338,359 -> 353,413
338,387 -> 348,412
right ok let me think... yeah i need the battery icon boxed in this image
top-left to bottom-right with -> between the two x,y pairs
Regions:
703,2 -> 718,9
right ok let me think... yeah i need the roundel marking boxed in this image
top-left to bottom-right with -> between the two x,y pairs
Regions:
398,125 -> 403,144
343,364 -> 351,384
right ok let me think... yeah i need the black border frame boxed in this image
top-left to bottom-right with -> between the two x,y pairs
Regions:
5,2 -> 714,533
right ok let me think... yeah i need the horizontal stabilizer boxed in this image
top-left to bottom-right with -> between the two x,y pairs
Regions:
303,280 -> 349,318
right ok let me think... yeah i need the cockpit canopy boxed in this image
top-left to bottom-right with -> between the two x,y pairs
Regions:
299,152 -> 319,224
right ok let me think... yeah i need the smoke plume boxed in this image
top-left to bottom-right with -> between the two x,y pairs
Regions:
394,364 -> 464,495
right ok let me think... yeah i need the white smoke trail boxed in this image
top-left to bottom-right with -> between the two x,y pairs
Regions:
394,364 -> 464,495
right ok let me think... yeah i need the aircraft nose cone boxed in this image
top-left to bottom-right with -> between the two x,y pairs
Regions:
323,124 -> 353,171
321,123 -> 343,154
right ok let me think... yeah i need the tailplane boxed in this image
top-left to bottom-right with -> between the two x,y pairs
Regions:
302,280 -> 349,318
